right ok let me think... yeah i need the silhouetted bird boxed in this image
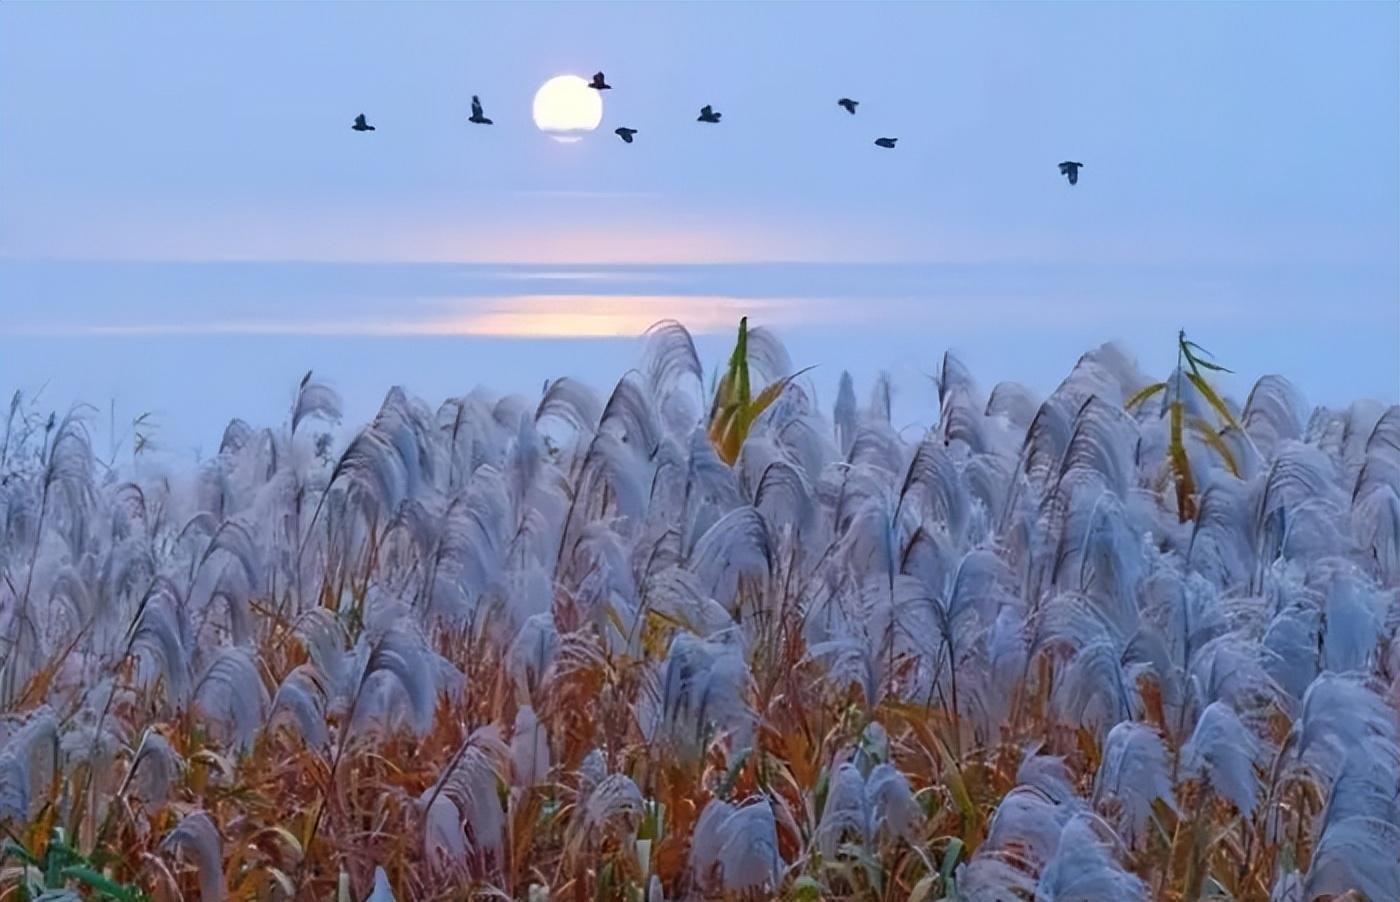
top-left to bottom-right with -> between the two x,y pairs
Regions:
615,127 -> 638,143
351,114 -> 375,132
697,105 -> 722,123
874,137 -> 897,148
1059,161 -> 1083,185
469,96 -> 493,125
838,98 -> 858,115
590,72 -> 611,90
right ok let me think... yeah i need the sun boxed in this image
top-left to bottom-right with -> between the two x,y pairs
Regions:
532,75 -> 603,142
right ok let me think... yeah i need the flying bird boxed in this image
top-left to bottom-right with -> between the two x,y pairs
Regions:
874,137 -> 897,148
614,127 -> 638,144
838,98 -> 858,115
589,72 -> 611,90
469,95 -> 493,125
351,114 -> 375,132
697,105 -> 722,123
1058,161 -> 1083,185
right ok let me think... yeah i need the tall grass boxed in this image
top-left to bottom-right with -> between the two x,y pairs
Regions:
0,320 -> 1396,901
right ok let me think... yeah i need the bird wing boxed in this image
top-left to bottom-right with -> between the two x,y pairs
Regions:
700,105 -> 712,116
594,71 -> 606,83
472,97 -> 483,117
1058,162 -> 1071,174
354,114 -> 366,126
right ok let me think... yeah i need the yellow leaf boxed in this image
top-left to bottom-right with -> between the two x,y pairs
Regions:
1186,372 -> 1242,432
1125,381 -> 1168,411
908,875 -> 938,902
1169,400 -> 1196,522
1188,416 -> 1240,478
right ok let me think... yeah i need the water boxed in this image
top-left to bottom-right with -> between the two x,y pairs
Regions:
1,260 -> 1395,456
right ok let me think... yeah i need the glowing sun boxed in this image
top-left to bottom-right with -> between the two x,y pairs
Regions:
532,74 -> 603,142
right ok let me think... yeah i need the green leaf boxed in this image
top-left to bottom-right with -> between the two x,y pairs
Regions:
1180,337 -> 1234,374
3,839 -> 39,867
940,836 -> 965,884
788,875 -> 825,901
1190,358 -> 1233,373
1125,381 -> 1168,411
61,865 -> 143,901
706,316 -> 811,465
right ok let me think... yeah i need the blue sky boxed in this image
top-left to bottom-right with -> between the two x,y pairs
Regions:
1,2 -> 1396,451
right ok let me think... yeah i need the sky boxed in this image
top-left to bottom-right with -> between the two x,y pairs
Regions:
1,2 -> 1397,453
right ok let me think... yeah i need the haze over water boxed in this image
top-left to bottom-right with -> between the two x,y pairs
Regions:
2,2 -> 1396,453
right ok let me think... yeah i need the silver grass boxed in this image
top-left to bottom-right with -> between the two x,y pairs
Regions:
816,761 -> 870,858
833,372 -> 858,456
7,317 -> 1400,898
0,706 -> 57,822
1034,812 -> 1147,902
1322,742 -> 1400,826
269,666 -> 330,750
505,613 -> 559,703
1242,376 -> 1305,460
1320,568 -> 1383,672
690,796 -> 782,894
1093,721 -> 1177,846
1294,671 -> 1397,775
658,631 -> 754,758
1182,701 -> 1261,815
1269,870 -> 1304,902
642,319 -> 704,403
986,381 -> 1041,433
599,373 -> 662,458
291,371 -> 342,436
1304,815 -> 1400,901
127,728 -> 182,806
743,324 -> 793,388
510,704 -> 549,787
161,810 -> 225,901
1016,753 -> 1080,806
686,506 -> 770,609
1262,604 -> 1321,700
128,579 -> 192,706
959,855 -> 1039,902
426,728 -> 508,879
984,784 -> 1075,871
353,625 -> 441,737
583,772 -> 645,842
364,866 -> 395,902
193,645 -> 269,751
422,793 -> 468,875
865,761 -> 923,845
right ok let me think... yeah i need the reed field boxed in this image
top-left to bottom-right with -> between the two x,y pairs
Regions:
0,319 -> 1397,901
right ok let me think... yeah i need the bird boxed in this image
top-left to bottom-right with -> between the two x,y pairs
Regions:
614,127 -> 638,144
874,137 -> 897,148
838,98 -> 858,115
589,72 -> 611,90
469,95 -> 493,125
1058,161 -> 1083,185
351,114 -> 375,132
697,105 -> 722,123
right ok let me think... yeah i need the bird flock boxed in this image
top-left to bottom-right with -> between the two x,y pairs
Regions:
351,71 -> 1086,184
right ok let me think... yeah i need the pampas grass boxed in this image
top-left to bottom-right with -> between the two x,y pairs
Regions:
0,319 -> 1396,901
